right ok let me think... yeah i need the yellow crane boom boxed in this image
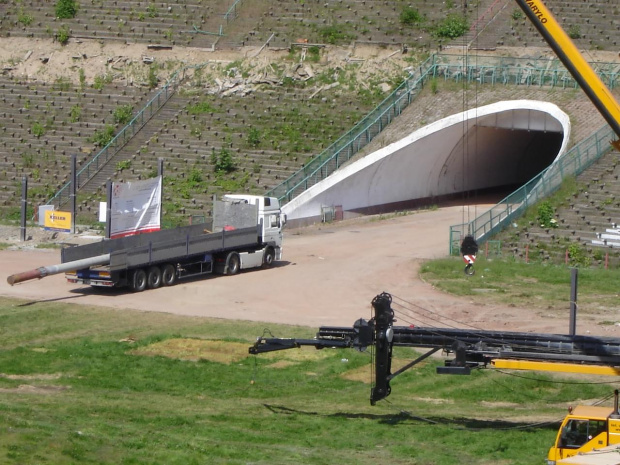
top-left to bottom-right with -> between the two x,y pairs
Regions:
513,0 -> 620,149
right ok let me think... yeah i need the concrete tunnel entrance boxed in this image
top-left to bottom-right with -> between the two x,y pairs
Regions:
282,100 -> 570,227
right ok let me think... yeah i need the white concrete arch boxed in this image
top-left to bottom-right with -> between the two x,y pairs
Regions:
283,100 -> 571,225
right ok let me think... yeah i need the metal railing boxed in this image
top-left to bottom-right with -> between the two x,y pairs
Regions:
44,70 -> 183,210
448,124 -> 616,255
268,53 -> 619,205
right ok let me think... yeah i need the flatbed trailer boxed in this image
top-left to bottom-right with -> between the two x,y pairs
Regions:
7,195 -> 284,291
62,195 -> 284,291
63,222 -> 270,290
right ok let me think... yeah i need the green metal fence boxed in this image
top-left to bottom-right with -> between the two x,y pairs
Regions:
268,52 -> 619,205
448,124 -> 616,255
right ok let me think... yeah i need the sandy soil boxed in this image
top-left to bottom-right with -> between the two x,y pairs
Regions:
1,205 -> 616,337
3,37 -> 618,88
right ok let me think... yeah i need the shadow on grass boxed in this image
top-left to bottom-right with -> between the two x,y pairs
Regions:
263,404 -> 561,430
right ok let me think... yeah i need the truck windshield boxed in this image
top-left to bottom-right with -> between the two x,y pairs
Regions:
560,419 -> 606,449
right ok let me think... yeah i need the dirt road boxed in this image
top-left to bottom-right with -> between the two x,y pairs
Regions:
0,206 -> 610,335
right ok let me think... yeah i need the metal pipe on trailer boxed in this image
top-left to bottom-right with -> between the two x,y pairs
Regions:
7,254 -> 111,286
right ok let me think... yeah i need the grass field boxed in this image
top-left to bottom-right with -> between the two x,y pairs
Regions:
1,294 -> 618,464
421,255 -> 620,319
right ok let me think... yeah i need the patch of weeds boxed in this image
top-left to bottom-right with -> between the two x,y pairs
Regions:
568,24 -> 581,40
211,148 -> 236,174
78,68 -> 86,90
54,76 -> 72,91
90,125 -> 116,147
56,25 -> 71,45
93,73 -> 112,90
113,104 -> 134,125
147,2 -> 158,18
21,152 -> 35,168
537,201 -> 558,229
55,0 -> 78,19
400,6 -> 423,26
187,101 -> 215,115
147,65 -> 158,89
316,24 -> 356,45
36,243 -> 62,249
247,128 -> 261,148
511,8 -> 524,21
567,243 -> 590,268
433,14 -> 468,39
17,9 -> 34,26
307,46 -> 321,62
116,160 -> 131,171
70,104 -> 82,123
31,122 -> 45,138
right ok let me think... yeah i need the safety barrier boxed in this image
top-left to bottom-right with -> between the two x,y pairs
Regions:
448,124 -> 616,255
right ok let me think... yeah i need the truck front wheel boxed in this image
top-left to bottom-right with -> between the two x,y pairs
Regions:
147,266 -> 162,289
226,252 -> 240,275
263,247 -> 275,268
161,264 -> 176,286
132,269 -> 147,292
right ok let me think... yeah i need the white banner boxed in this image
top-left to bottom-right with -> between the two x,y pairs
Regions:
110,176 -> 162,239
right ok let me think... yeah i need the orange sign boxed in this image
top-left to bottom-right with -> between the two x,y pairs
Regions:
44,210 -> 72,232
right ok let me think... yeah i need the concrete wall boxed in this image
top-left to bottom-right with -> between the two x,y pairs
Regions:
283,100 -> 570,225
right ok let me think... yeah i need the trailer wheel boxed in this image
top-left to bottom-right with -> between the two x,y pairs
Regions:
132,269 -> 147,292
263,247 -> 275,268
147,266 -> 162,289
161,264 -> 176,286
226,252 -> 240,275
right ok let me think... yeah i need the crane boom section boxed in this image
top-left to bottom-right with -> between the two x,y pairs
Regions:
514,0 -> 620,144
491,359 -> 620,376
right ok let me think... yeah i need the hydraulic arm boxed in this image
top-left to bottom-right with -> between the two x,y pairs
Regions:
513,0 -> 620,147
250,292 -> 620,404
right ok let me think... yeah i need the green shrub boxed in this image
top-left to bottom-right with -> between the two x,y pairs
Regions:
537,201 -> 558,229
90,125 -> 116,147
400,7 -> 423,25
433,14 -> 468,39
113,104 -> 134,125
187,101 -> 215,115
188,167 -> 203,184
211,148 -> 236,174
317,25 -> 356,45
511,8 -> 524,21
430,78 -> 439,94
116,160 -> 131,171
93,73 -> 112,90
69,104 -> 82,123
55,0 -> 78,19
78,68 -> 86,90
17,9 -> 34,26
567,243 -> 590,267
147,65 -> 158,89
247,128 -> 261,148
31,122 -> 45,138
307,46 -> 321,62
568,24 -> 581,39
56,25 -> 70,45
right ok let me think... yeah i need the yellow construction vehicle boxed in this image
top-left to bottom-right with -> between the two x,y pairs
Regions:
547,395 -> 620,464
511,0 -> 620,147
